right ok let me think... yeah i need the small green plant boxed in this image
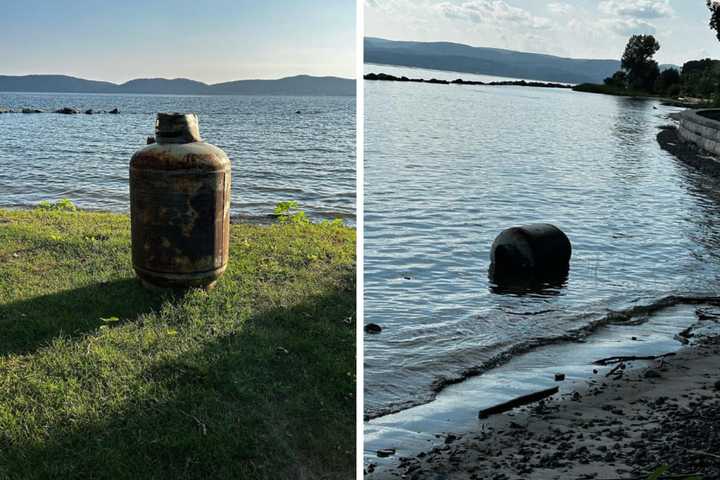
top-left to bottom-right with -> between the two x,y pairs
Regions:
320,218 -> 345,227
647,465 -> 702,480
648,466 -> 669,480
274,201 -> 309,225
274,201 -> 345,227
36,198 -> 77,212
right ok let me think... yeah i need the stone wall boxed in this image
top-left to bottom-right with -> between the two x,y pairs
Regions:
678,109 -> 720,156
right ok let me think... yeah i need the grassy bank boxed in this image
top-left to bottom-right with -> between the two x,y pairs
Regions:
573,82 -> 712,107
0,207 -> 356,479
572,82 -> 658,97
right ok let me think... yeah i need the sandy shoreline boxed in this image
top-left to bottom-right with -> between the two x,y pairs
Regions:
367,333 -> 720,479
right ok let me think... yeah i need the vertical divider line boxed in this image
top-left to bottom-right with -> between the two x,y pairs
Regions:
355,0 -> 365,477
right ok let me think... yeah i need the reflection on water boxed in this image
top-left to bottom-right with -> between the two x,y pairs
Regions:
672,153 -> 720,271
364,67 -> 720,418
0,92 -> 355,223
488,273 -> 569,297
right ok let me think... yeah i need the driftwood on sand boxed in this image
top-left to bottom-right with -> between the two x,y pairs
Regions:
593,352 -> 676,366
478,386 -> 559,419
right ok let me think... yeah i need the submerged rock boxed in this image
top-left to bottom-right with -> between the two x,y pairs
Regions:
376,448 -> 396,458
109,108 -> 119,114
84,109 -> 93,114
55,107 -> 78,114
365,323 -> 383,334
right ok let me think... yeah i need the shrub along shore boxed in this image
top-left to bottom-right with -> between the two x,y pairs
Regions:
571,82 -> 710,108
0,207 -> 356,480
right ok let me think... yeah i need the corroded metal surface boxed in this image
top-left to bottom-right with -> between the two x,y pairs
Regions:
130,113 -> 231,289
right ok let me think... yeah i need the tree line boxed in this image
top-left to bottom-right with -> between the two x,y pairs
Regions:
587,2 -> 720,99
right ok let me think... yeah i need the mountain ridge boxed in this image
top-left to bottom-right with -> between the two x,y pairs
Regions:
0,74 -> 355,96
365,37 -> 671,84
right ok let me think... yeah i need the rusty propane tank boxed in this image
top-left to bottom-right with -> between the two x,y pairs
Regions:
130,113 -> 231,289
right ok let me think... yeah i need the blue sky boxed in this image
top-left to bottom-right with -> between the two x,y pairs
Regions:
366,0 -> 720,65
1,0 -> 355,83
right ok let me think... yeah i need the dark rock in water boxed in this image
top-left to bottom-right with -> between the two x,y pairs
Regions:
84,109 -> 93,114
489,223 -> 571,289
55,107 -> 78,114
365,323 -> 382,334
555,373 -> 566,381
146,136 -> 156,145
22,108 -> 43,113
377,448 -> 396,458
109,108 -> 119,114
295,110 -> 301,114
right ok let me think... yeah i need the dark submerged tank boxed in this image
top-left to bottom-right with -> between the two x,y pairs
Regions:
489,223 -> 571,291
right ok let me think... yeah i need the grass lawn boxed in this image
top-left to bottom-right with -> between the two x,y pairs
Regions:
0,207 -> 356,480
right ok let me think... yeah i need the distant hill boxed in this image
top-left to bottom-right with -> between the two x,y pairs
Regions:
0,74 -> 355,96
365,37 -> 627,85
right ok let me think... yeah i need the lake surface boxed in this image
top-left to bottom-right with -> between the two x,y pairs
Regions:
364,64 -> 720,418
0,93 -> 355,223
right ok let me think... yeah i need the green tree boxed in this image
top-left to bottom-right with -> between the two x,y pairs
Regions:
604,70 -> 627,88
621,34 -> 661,92
681,59 -> 720,97
708,0 -> 720,41
654,68 -> 681,95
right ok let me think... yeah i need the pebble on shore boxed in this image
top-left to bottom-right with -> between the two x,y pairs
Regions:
367,336 -> 720,480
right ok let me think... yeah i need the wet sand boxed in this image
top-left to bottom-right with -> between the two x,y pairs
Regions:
367,335 -> 720,479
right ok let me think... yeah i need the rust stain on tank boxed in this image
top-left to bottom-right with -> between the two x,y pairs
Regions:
130,113 -> 231,289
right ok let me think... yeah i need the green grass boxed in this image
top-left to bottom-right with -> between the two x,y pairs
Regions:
0,208 -> 356,480
572,82 -> 663,97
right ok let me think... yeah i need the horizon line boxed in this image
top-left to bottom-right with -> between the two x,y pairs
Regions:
0,72 -> 357,86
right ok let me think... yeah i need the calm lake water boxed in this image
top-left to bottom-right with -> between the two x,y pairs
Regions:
364,65 -> 720,418
0,93 -> 355,223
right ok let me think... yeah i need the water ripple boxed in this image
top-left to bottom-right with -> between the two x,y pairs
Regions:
364,66 -> 720,417
0,92 -> 356,223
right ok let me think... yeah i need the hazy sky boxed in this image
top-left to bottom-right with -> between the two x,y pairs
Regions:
366,0 -> 720,65
1,0 -> 355,83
